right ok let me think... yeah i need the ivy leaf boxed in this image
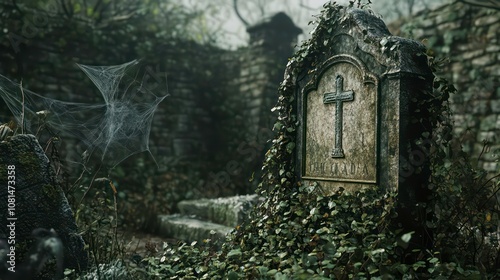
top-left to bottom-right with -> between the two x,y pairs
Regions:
74,3 -> 81,13
227,271 -> 240,280
274,121 -> 283,131
401,231 -> 414,244
227,249 -> 242,258
380,37 -> 388,46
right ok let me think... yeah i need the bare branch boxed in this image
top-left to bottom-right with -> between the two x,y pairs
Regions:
256,0 -> 266,17
233,0 -> 249,26
457,0 -> 500,10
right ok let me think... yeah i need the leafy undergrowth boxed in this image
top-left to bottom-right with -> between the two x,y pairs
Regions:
120,184 -> 496,279
64,171 -> 499,279
63,1 -> 499,279
111,0 -> 499,277
137,187 -> 417,279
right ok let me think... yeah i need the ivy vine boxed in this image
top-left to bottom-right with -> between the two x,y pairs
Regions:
70,2 -> 499,279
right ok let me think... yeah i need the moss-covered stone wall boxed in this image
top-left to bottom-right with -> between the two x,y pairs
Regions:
389,2 -> 499,173
0,11 -> 301,201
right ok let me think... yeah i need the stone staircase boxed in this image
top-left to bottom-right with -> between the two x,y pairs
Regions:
156,194 -> 262,243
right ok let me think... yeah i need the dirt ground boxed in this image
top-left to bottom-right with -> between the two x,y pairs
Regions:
120,230 -> 179,260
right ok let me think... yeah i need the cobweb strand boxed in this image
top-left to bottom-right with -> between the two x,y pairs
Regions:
0,60 -> 168,170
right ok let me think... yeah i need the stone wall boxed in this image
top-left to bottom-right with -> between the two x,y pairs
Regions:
226,13 -> 302,191
389,2 -> 499,173
0,12 -> 302,199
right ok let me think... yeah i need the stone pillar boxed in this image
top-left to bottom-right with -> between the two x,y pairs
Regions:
242,12 -> 302,141
230,13 -> 302,191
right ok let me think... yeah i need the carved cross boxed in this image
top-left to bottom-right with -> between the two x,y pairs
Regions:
323,75 -> 354,158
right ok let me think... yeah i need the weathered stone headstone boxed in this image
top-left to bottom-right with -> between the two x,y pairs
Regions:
0,134 -> 88,277
295,7 -> 433,197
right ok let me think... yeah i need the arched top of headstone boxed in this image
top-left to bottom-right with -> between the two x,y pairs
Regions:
296,6 -> 431,82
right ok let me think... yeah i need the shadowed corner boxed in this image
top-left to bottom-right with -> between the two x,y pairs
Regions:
0,228 -> 63,280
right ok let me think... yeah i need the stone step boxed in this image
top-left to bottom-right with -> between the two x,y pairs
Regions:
177,194 -> 262,227
156,214 -> 233,243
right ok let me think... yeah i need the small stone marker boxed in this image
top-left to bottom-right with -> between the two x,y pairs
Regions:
295,7 -> 433,195
0,134 -> 88,275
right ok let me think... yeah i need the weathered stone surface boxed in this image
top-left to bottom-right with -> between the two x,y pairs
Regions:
479,115 -> 498,131
155,195 -> 261,245
296,7 -> 433,194
177,194 -> 262,227
156,214 -> 232,243
0,134 -> 88,275
491,100 -> 500,113
0,11 -> 303,203
303,58 -> 378,186
389,1 -> 499,176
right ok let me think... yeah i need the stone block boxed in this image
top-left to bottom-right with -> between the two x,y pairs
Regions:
462,49 -> 484,60
437,21 -> 460,32
239,83 -> 251,92
479,114 -> 500,131
0,134 -> 88,277
249,98 -> 263,108
249,65 -> 261,75
177,194 -> 262,227
488,23 -> 500,39
487,64 -> 500,77
472,55 -> 494,67
239,68 -> 250,77
419,18 -> 437,29
435,14 -> 448,25
250,107 -> 260,119
156,214 -> 232,243
475,15 -> 499,26
477,130 -> 496,142
472,100 -> 489,115
482,162 -> 498,173
451,62 -> 464,74
491,100 -> 500,113
486,45 -> 500,53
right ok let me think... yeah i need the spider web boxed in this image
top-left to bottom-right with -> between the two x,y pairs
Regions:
0,60 -> 168,169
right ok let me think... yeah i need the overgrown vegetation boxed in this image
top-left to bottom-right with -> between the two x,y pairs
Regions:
427,58 -> 500,275
4,0 -> 498,279
1,0 -> 258,225
61,1 -> 500,279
